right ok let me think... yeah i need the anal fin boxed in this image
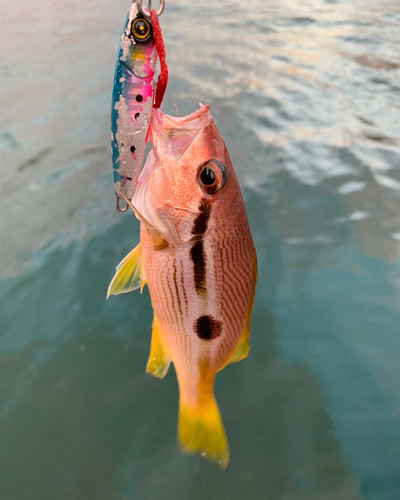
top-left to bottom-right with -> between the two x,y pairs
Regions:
146,316 -> 171,379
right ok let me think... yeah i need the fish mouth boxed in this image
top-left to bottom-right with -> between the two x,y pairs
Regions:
161,104 -> 211,134
150,104 -> 212,160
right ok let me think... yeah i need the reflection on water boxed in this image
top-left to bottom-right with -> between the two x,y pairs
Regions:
1,0 -> 400,499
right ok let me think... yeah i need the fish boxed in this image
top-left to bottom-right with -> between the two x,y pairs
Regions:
111,0 -> 157,202
108,104 -> 257,468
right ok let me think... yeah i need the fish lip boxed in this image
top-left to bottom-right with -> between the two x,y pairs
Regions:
149,104 -> 212,160
161,104 -> 211,129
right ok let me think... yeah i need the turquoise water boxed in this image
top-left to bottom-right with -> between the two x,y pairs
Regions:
1,0 -> 400,498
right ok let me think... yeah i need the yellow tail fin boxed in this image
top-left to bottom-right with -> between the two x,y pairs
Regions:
178,396 -> 230,469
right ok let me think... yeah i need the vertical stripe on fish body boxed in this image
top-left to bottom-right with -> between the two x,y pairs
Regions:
111,0 -> 157,201
134,105 -> 257,468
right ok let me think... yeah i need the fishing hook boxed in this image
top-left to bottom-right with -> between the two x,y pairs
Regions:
137,0 -> 165,19
116,193 -> 129,212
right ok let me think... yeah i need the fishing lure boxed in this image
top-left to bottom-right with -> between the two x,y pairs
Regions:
111,0 -> 163,208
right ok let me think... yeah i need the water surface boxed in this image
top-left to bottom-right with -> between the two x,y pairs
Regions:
1,0 -> 400,498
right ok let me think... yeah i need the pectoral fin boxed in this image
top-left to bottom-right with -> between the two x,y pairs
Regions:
146,316 -> 171,379
107,243 -> 146,298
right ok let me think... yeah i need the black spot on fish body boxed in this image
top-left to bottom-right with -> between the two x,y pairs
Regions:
130,145 -> 136,153
190,240 -> 206,292
191,199 -> 211,236
136,95 -> 143,102
134,113 -> 140,120
195,315 -> 222,340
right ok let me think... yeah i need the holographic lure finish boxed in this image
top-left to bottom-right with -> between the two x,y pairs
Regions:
111,0 -> 157,201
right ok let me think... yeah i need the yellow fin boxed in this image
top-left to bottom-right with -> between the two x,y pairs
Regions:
107,243 -> 146,299
228,328 -> 251,364
146,316 -> 171,379
178,396 -> 230,469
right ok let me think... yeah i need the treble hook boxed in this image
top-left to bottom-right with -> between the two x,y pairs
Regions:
137,0 -> 165,19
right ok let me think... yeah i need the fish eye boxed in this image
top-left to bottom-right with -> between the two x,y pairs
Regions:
197,159 -> 228,195
200,167 -> 216,186
131,18 -> 152,42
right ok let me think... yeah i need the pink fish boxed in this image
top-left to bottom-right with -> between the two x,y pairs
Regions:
108,104 -> 257,468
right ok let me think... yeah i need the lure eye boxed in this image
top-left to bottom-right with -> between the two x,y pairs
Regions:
131,18 -> 152,41
197,159 -> 228,195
